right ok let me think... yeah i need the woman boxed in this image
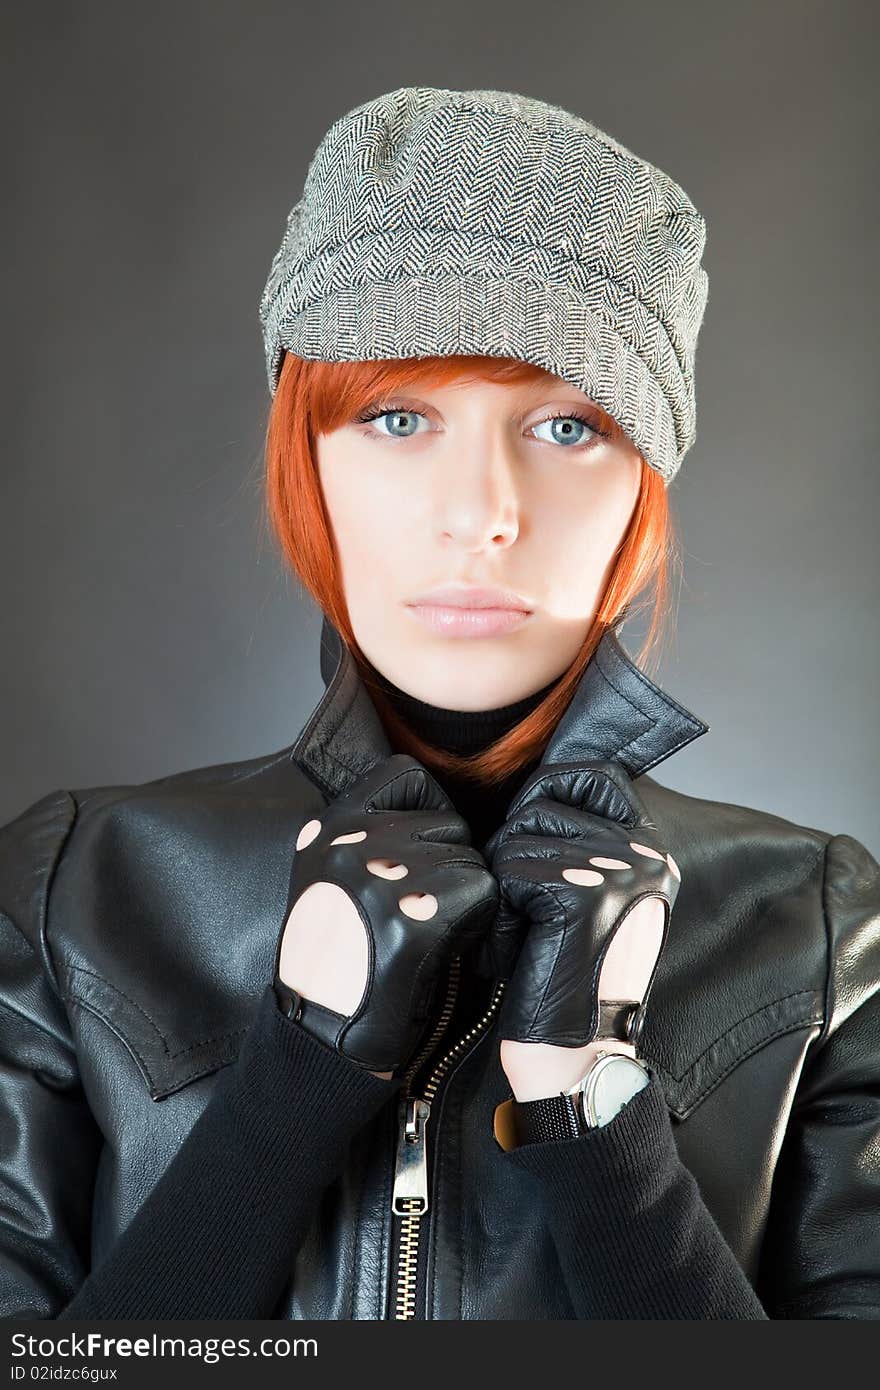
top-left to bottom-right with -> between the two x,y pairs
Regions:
1,86 -> 878,1322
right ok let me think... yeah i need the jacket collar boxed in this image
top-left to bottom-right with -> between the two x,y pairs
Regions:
291,614 -> 709,799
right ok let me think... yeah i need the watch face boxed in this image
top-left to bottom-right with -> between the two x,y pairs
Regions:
583,1054 -> 650,1127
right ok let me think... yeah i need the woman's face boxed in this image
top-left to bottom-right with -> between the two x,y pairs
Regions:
315,371 -> 642,710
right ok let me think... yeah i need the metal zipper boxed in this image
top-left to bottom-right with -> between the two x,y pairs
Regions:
389,955 -> 506,1320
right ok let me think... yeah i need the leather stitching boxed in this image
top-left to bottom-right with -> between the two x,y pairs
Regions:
66,993 -> 159,1090
62,963 -> 249,1059
594,663 -> 696,768
62,965 -> 169,1049
654,1011 -> 823,1118
594,648 -> 657,735
655,988 -> 820,1079
591,636 -> 708,772
599,631 -> 709,726
67,991 -> 251,1097
291,640 -> 359,792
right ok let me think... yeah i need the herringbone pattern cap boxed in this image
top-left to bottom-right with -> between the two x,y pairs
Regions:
258,86 -> 709,483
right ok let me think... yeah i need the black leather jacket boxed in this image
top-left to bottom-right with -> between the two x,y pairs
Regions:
1,618 -> 878,1320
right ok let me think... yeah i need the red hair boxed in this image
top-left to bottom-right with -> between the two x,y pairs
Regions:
264,352 -> 679,788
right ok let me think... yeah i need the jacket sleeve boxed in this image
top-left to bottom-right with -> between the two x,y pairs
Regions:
0,790 -> 104,1318
0,787 -> 401,1321
57,980 -> 401,1320
498,1067 -> 769,1319
754,831 -> 880,1318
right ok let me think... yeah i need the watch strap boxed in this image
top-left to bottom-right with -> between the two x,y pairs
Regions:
511,1039 -> 647,1145
509,996 -> 645,1146
513,1091 -> 583,1145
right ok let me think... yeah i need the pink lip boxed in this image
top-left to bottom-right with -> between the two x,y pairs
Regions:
406,605 -> 532,638
408,585 -> 532,611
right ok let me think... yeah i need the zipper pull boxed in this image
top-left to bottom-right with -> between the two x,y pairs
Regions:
391,1095 -> 431,1215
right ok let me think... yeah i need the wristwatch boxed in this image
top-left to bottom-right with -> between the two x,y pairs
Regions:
511,1050 -> 652,1144
508,998 -> 652,1145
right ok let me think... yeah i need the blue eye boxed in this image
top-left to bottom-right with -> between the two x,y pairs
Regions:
352,401 -> 611,447
531,412 -> 602,448
354,407 -> 429,439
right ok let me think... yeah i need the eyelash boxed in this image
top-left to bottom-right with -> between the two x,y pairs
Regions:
352,400 -> 612,446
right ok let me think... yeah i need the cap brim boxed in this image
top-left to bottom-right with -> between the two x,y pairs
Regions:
267,272 -> 686,482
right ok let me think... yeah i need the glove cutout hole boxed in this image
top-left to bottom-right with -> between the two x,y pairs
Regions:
589,857 -> 631,869
629,841 -> 666,861
399,892 -> 439,921
667,853 -> 681,881
562,868 -> 605,886
296,819 -> 322,850
367,858 -> 408,880
331,830 -> 367,846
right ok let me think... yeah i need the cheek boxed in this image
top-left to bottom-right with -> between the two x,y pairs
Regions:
319,454 -> 417,596
533,463 -> 640,612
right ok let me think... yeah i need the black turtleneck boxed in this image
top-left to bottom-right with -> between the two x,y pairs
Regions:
370,670 -> 558,854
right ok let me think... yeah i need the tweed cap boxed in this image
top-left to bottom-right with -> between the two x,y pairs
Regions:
258,86 -> 709,483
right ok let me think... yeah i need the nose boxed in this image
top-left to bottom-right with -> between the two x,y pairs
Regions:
433,428 -> 520,552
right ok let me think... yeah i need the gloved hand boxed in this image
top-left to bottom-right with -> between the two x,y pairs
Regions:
481,760 -> 681,1049
272,753 -> 499,1077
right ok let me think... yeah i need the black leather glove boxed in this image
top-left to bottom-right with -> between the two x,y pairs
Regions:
481,760 -> 681,1047
272,753 -> 499,1077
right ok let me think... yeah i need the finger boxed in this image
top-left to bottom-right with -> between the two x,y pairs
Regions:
496,874 -> 675,1043
504,760 -> 651,829
470,929 -> 516,981
446,885 -> 503,953
473,896 -> 529,981
348,753 -> 456,816
363,839 -> 487,890
338,755 -> 472,846
388,855 -> 499,950
491,799 -> 624,849
480,848 -> 566,981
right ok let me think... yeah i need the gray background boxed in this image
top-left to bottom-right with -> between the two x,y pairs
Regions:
3,0 -> 878,852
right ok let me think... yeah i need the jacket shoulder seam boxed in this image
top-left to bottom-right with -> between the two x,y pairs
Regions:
72,744 -> 305,811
